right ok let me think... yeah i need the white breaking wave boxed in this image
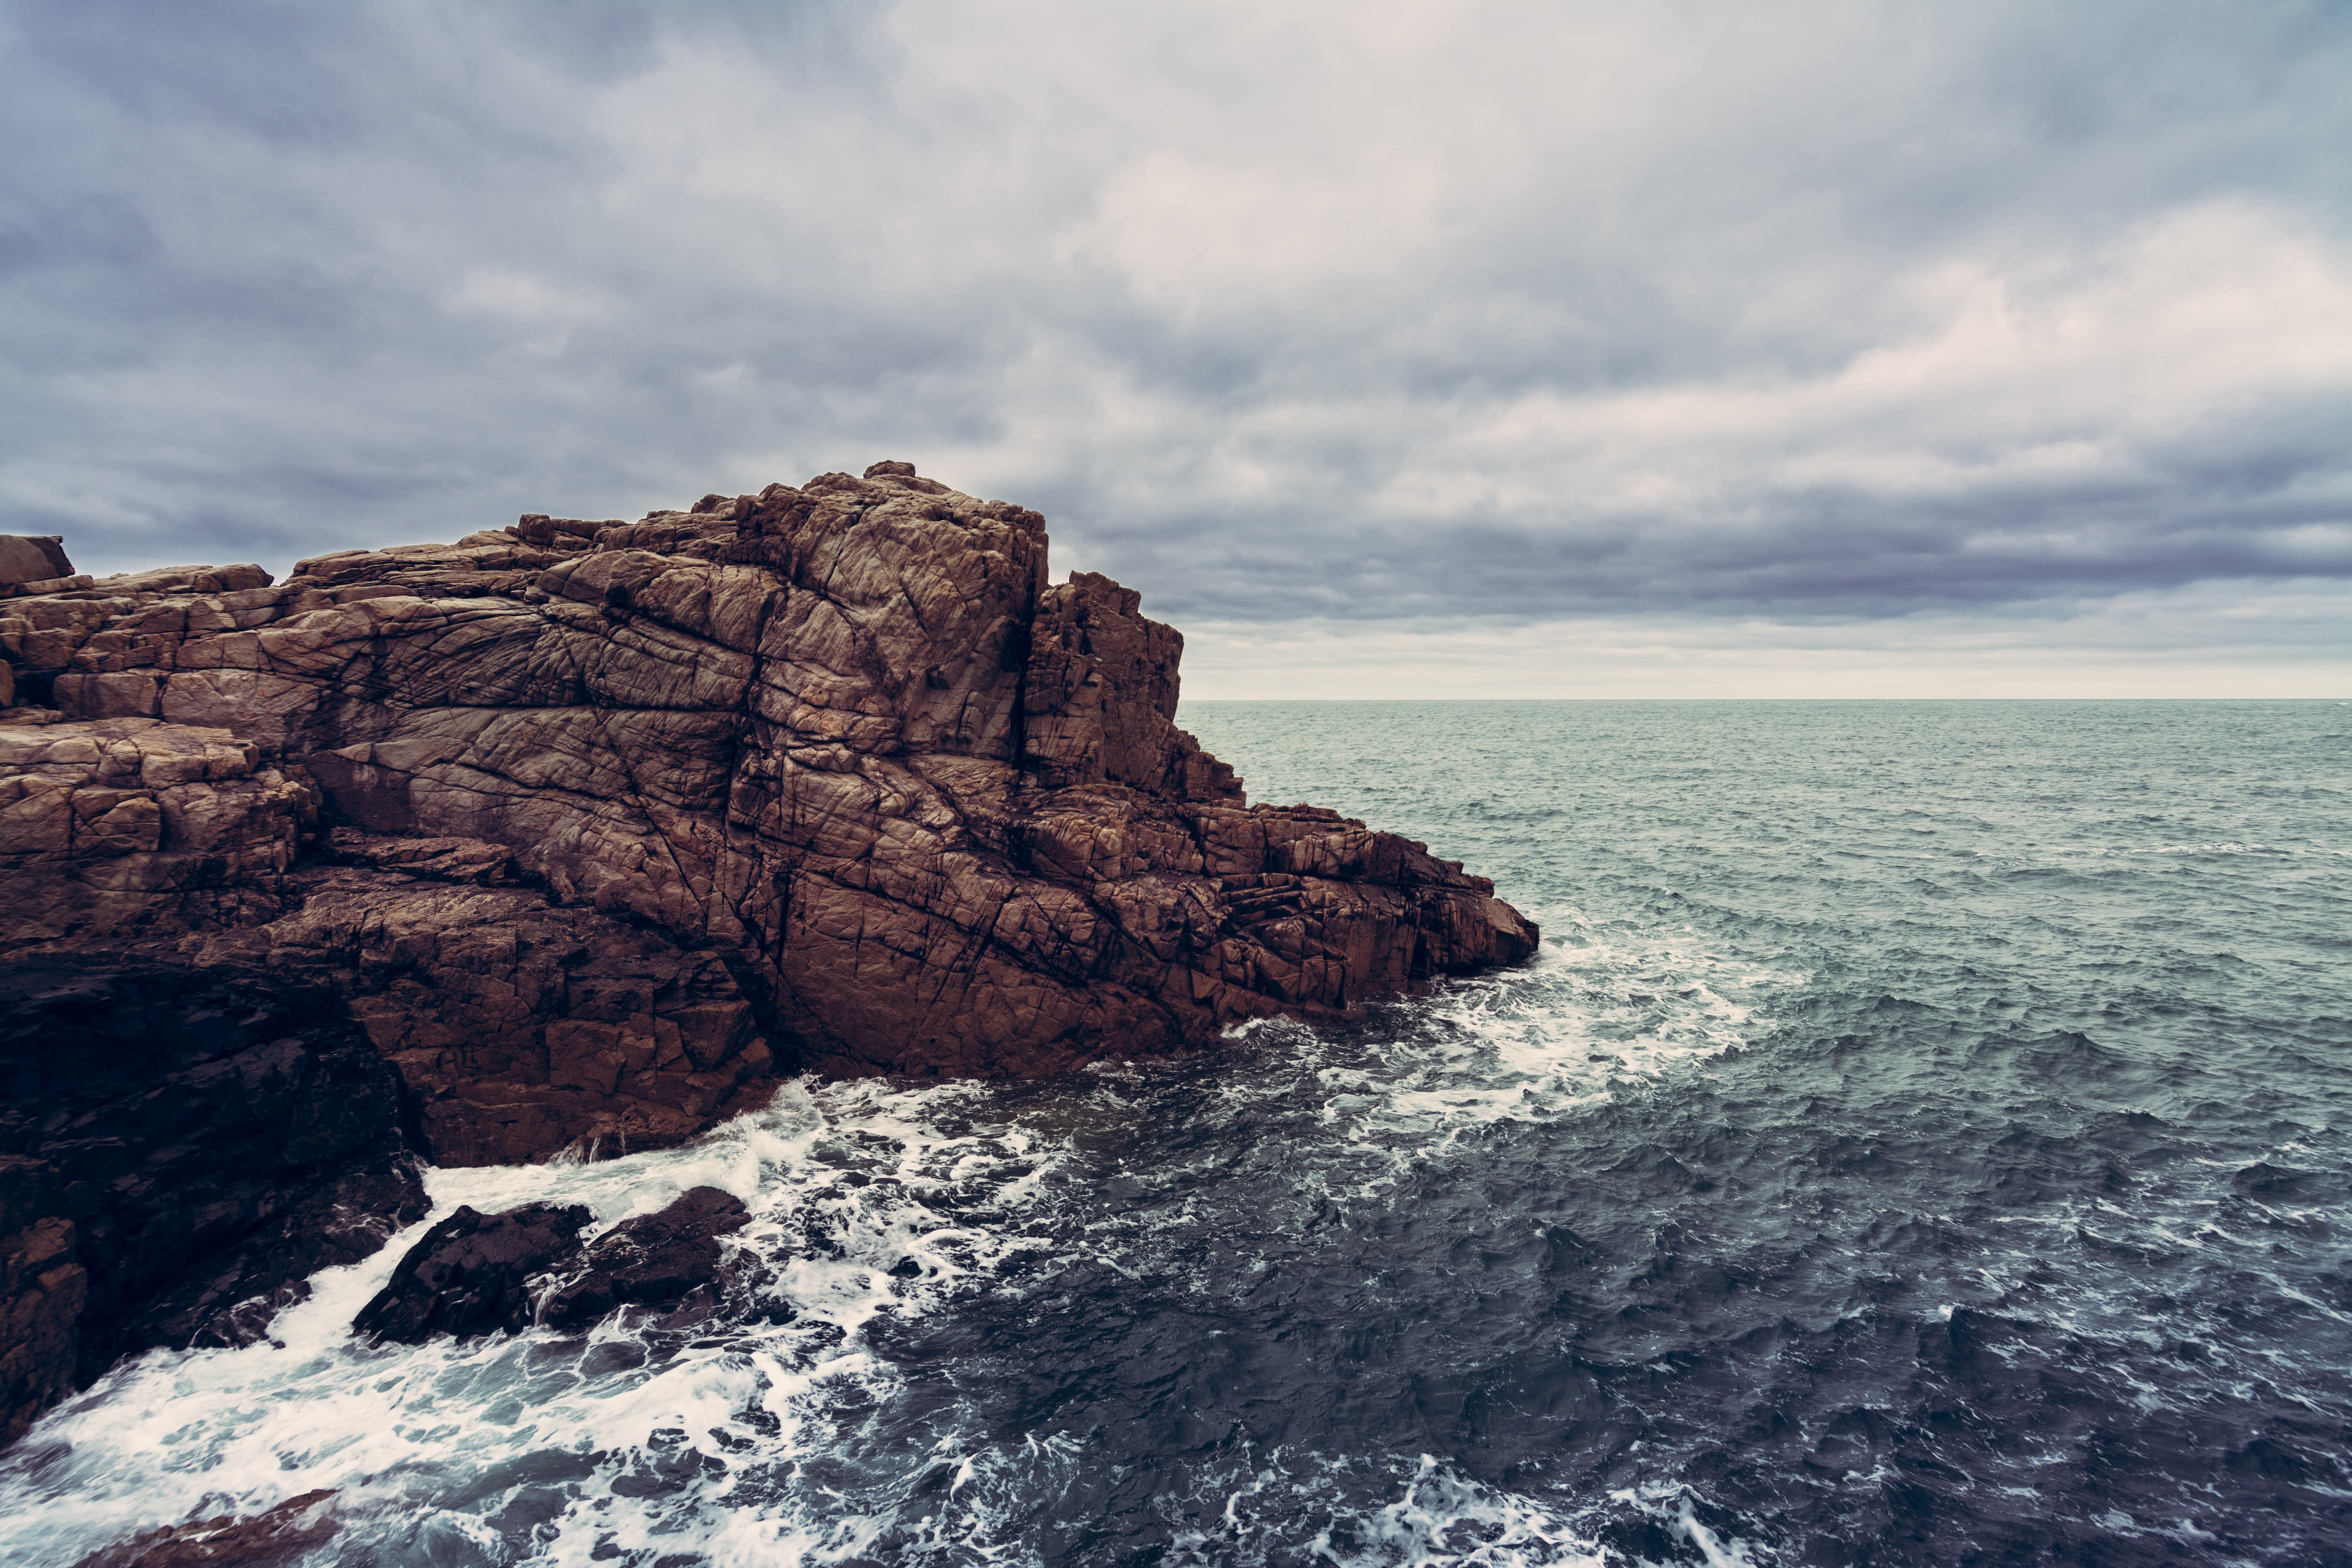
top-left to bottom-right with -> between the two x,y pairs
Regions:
0,915 -> 1788,1568
1293,908 -> 1804,1168
0,1078 -> 1073,1567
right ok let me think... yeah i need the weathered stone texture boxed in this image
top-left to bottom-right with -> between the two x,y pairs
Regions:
187,853 -> 777,1167
0,717 -> 316,950
537,1185 -> 753,1332
355,1184 -> 758,1347
0,534 -> 73,590
352,1201 -> 592,1343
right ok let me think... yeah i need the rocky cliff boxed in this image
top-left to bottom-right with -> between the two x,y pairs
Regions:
0,461 -> 1537,1436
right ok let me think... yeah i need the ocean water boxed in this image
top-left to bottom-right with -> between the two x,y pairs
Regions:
4,699 -> 2348,1566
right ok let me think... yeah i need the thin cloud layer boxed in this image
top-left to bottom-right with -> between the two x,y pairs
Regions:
3,1 -> 2347,668
1179,579 -> 2352,700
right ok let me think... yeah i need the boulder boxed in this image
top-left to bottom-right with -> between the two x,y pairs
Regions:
349,1187 -> 754,1345
352,1202 -> 592,1343
0,535 -> 72,590
540,1185 -> 751,1330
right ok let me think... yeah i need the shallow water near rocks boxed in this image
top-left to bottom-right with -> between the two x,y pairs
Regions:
4,699 -> 2348,1566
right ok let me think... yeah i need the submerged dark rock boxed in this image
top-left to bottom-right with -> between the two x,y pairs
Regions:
353,1201 -> 591,1344
70,1488 -> 338,1568
353,1186 -> 754,1344
540,1185 -> 752,1331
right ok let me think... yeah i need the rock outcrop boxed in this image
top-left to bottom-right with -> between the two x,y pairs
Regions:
6,462 -> 1536,1084
0,461 -> 1537,1434
0,535 -> 74,589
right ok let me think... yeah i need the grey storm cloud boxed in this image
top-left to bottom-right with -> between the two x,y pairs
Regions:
3,0 -> 2348,628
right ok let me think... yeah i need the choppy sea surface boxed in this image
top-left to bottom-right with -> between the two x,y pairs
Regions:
6,700 -> 2350,1567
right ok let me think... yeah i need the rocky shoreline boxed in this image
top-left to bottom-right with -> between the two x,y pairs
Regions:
0,462 -> 1537,1446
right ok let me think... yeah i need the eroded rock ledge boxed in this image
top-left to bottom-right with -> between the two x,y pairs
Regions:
0,462 -> 1537,1434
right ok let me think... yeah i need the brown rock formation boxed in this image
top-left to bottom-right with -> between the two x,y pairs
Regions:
0,535 -> 74,589
0,535 -> 81,699
0,715 -> 317,949
192,847 -> 777,1169
0,459 -> 1537,1442
5,460 -> 1535,1089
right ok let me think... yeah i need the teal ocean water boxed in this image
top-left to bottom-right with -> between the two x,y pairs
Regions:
4,700 -> 2347,1565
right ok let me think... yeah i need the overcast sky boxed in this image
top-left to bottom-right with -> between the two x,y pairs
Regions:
4,0 -> 2347,696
